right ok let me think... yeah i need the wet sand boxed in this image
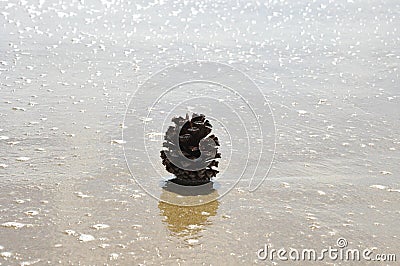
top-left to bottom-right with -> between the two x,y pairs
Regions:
1,0 -> 399,265
0,175 -> 399,265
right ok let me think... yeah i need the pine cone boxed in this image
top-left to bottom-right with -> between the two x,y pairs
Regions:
160,113 -> 220,186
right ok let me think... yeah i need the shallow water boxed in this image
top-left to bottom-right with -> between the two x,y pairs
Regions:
0,0 -> 399,265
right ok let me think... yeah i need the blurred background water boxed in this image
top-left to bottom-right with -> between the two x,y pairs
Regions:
0,0 -> 399,264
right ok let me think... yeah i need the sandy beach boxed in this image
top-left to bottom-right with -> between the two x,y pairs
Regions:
0,0 -> 399,264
